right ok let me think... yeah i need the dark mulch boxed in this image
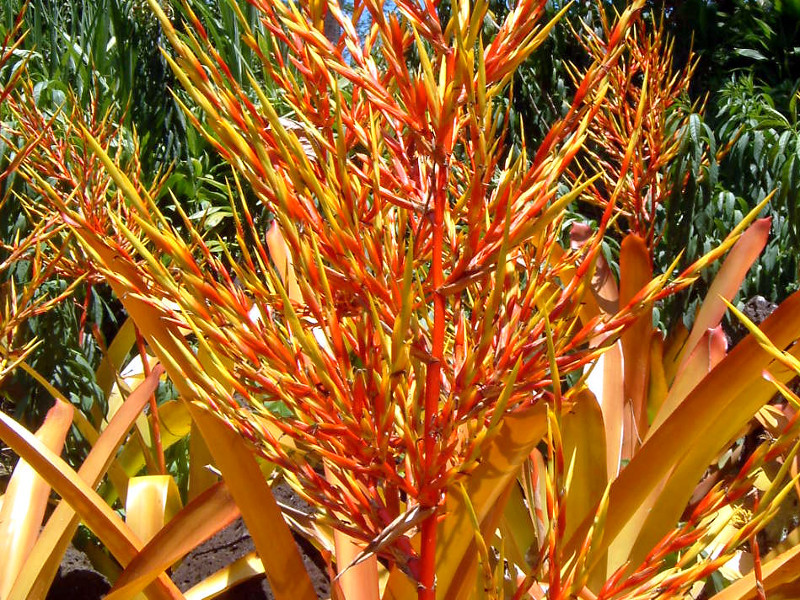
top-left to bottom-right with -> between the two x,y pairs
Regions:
725,295 -> 778,346
172,513 -> 330,599
46,546 -> 111,600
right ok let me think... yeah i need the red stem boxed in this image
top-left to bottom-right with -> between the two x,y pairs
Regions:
419,515 -> 437,600
78,283 -> 93,347
419,163 -> 447,600
135,329 -> 167,475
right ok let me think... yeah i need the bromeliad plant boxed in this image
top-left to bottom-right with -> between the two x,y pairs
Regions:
512,209 -> 800,599
15,0 -> 797,598
56,0 -> 657,586
567,13 -> 700,251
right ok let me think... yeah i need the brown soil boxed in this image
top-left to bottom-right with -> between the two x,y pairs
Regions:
46,546 -> 111,600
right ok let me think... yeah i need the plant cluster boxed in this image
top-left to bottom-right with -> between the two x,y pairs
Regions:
0,1 -> 799,600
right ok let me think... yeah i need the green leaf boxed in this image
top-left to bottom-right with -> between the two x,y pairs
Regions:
733,48 -> 768,61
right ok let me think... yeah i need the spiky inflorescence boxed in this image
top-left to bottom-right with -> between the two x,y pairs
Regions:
87,0 -> 650,542
27,0 -> 765,588
8,79 -> 160,285
567,14 -> 700,250
0,12 -> 87,382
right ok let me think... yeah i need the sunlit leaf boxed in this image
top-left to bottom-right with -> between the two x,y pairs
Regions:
106,482 -> 239,600
125,475 -> 183,544
8,366 -> 164,600
187,404 -> 317,600
0,402 -> 182,600
0,400 -> 72,599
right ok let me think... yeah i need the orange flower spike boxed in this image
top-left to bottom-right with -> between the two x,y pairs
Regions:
179,0 -> 208,42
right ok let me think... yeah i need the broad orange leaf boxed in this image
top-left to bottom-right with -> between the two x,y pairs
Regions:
186,403 -> 317,600
566,289 -> 800,578
0,392 -> 182,600
0,399 -> 72,599
678,217 -> 770,374
618,234 -> 653,445
8,366 -> 163,600
106,482 -> 239,600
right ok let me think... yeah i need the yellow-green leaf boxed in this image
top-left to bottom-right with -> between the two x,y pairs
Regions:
0,400 -> 72,599
183,551 -> 264,600
561,389 -> 607,548
107,482 -> 239,600
125,475 -> 183,544
436,403 -> 547,598
186,403 -> 316,600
